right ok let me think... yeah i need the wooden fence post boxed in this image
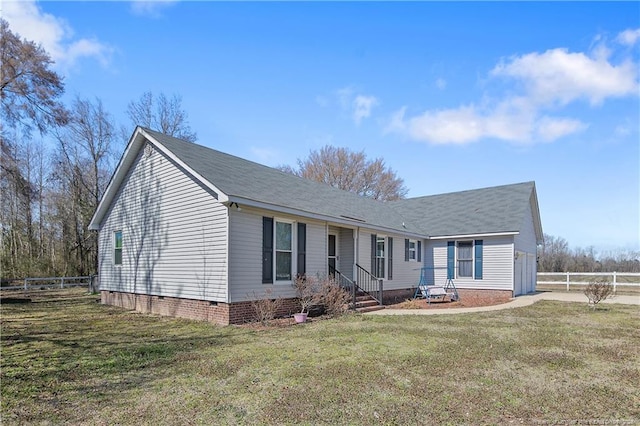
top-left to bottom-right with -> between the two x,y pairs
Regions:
613,271 -> 617,293
566,272 -> 570,291
24,279 -> 27,290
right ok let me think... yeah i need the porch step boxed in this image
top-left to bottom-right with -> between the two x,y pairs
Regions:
356,305 -> 386,313
352,295 -> 385,313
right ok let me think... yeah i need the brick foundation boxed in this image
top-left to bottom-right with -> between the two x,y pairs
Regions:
456,289 -> 513,303
101,291 -> 300,325
381,287 -> 513,305
102,287 -> 514,325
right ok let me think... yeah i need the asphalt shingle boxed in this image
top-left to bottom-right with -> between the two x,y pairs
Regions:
144,128 -> 537,238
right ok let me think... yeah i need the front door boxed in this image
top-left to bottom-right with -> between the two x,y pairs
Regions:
328,234 -> 338,274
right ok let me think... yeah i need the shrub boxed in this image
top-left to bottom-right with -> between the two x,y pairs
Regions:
293,275 -> 323,314
584,278 -> 613,309
320,277 -> 350,317
249,289 -> 282,324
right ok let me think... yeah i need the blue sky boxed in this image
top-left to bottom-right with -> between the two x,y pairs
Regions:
5,1 -> 639,253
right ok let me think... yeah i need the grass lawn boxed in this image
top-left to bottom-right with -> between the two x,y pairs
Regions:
2,289 -> 639,425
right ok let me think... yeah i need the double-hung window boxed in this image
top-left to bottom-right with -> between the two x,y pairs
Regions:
275,221 -> 292,281
408,240 -> 417,261
375,236 -> 386,278
263,217 -> 306,284
457,241 -> 473,277
114,231 -> 123,266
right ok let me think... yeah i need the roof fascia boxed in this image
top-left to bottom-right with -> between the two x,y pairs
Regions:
139,128 -> 229,203
226,196 -> 427,239
88,127 -> 230,230
529,184 -> 544,245
89,128 -> 145,230
428,231 -> 519,240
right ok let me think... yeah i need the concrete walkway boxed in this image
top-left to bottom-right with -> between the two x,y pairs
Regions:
365,292 -> 640,316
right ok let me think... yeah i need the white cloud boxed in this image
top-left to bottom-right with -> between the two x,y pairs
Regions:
435,78 -> 447,90
491,48 -> 637,106
3,0 -> 112,71
535,116 -> 587,142
389,38 -> 638,145
333,87 -> 379,125
352,95 -> 379,125
617,28 -> 640,46
130,0 -> 179,18
336,86 -> 355,110
388,96 -> 590,145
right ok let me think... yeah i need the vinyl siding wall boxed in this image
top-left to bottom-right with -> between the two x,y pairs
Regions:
97,143 -> 228,301
426,236 -> 514,291
338,228 -> 355,281
356,229 -> 423,290
514,199 -> 539,294
514,200 -> 539,255
228,206 -> 326,302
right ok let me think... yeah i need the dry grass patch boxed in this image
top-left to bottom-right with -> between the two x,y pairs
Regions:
2,288 -> 639,425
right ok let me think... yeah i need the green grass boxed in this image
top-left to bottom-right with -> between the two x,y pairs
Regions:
2,289 -> 639,425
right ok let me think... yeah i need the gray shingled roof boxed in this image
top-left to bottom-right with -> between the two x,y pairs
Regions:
389,181 -> 536,237
143,128 -> 538,238
144,128 -> 419,234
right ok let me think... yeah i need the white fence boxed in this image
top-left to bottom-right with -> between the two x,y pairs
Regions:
1,276 -> 97,292
537,272 -> 640,292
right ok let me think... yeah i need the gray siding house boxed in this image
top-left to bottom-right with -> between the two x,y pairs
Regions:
89,127 -> 543,324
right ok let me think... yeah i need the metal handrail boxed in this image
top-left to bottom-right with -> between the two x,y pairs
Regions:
354,264 -> 383,305
328,264 -> 355,291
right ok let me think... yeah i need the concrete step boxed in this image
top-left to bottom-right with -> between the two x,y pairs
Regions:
354,299 -> 380,308
355,305 -> 386,313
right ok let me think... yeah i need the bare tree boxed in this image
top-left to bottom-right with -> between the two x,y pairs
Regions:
126,91 -> 197,142
0,19 -> 68,136
280,146 -> 408,201
53,96 -> 117,275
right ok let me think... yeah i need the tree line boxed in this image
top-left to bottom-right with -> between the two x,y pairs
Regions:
537,234 -> 640,273
0,19 -> 197,280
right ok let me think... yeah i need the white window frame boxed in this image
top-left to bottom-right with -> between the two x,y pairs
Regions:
273,218 -> 296,284
408,239 -> 417,262
457,240 -> 473,278
375,235 -> 386,279
113,230 -> 123,266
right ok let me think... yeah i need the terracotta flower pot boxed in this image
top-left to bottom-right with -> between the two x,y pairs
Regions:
293,312 -> 308,323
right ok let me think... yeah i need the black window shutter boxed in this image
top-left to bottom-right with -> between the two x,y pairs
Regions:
417,241 -> 422,262
371,234 -> 377,273
262,217 -> 273,283
297,223 -> 306,277
388,237 -> 393,280
405,239 -> 410,261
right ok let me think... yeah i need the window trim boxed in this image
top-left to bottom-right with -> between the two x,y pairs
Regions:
113,230 -> 123,266
408,239 -> 417,262
457,240 -> 473,278
375,235 -> 386,279
274,219 -> 295,283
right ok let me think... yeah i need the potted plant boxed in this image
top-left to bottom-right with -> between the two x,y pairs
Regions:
293,275 -> 321,323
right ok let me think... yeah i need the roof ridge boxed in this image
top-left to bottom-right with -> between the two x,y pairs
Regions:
398,181 -> 535,203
